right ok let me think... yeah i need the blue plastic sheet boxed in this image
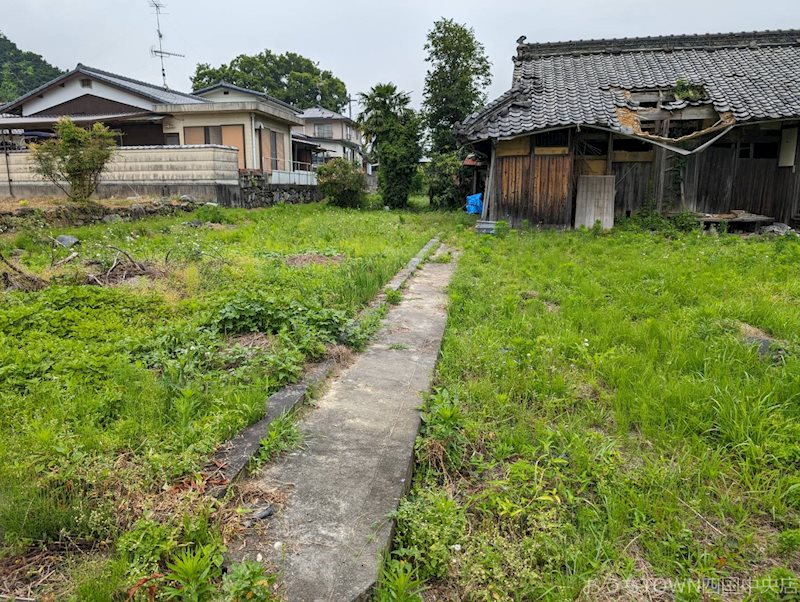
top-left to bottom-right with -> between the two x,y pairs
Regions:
466,193 -> 483,215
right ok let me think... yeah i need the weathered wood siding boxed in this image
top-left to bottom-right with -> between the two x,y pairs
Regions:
685,148 -> 800,222
491,142 -> 573,226
576,125 -> 800,222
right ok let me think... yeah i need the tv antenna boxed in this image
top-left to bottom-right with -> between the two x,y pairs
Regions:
149,0 -> 184,89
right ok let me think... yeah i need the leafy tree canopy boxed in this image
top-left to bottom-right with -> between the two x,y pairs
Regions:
422,18 -> 491,154
191,50 -> 348,112
358,83 -> 422,208
0,32 -> 63,103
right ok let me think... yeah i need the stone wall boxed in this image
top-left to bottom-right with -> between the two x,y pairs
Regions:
0,199 -> 199,232
230,171 -> 322,208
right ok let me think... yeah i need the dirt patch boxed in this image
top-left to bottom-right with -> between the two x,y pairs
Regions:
739,322 -> 772,341
326,343 -> 355,367
84,257 -> 166,287
228,332 -> 275,352
284,253 -> 344,267
0,196 -> 164,213
738,322 -> 787,361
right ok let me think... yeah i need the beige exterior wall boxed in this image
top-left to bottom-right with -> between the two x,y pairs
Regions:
0,146 -> 240,194
198,89 -> 262,103
161,112 -> 292,172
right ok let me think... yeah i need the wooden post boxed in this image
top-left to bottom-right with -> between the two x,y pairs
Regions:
655,118 -> 670,212
606,132 -> 613,175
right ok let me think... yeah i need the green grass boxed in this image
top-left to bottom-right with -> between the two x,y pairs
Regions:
391,227 -> 800,600
0,202 -> 453,597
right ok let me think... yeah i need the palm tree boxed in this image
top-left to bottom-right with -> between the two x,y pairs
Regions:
358,83 -> 413,149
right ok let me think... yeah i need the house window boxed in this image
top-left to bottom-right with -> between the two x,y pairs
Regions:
534,130 -> 569,147
80,78 -> 92,89
753,142 -> 779,159
737,142 -> 778,159
164,133 -> 180,145
345,125 -> 353,140
183,126 -> 223,145
314,123 -> 333,139
270,130 -> 279,170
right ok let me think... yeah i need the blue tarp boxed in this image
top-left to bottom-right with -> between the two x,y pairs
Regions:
466,193 -> 483,215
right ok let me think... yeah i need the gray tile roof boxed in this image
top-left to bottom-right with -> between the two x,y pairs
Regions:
301,106 -> 355,123
78,64 -> 207,105
0,64 -> 206,113
192,81 -> 301,113
459,30 -> 800,142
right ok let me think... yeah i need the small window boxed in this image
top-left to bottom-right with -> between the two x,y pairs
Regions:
613,137 -> 652,152
753,142 -> 779,159
223,90 -> 229,95
164,133 -> 180,145
203,126 -> 221,145
270,130 -> 278,170
534,130 -> 569,147
80,78 -> 92,89
738,143 -> 752,159
314,123 -> 333,139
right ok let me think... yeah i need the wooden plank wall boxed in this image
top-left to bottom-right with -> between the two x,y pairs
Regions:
684,148 -> 800,222
492,146 -> 573,226
611,162 -> 653,217
495,125 -> 800,226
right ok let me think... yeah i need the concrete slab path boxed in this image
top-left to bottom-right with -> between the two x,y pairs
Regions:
230,246 -> 455,601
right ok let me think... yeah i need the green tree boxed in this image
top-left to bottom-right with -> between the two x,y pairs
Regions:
425,151 -> 466,209
422,18 -> 491,154
192,51 -> 348,112
316,158 -> 366,208
0,32 -> 63,103
359,84 -> 422,209
31,118 -> 117,202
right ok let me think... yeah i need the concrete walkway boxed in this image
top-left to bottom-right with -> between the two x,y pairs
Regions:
232,247 -> 455,601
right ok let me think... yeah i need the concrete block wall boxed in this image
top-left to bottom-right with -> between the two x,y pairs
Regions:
0,145 -> 241,200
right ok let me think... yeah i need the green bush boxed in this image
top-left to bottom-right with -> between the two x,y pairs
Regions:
393,488 -> 466,580
425,151 -> 465,209
31,117 -> 117,202
316,158 -> 366,208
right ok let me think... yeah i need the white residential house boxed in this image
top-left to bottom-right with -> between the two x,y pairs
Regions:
293,107 -> 370,173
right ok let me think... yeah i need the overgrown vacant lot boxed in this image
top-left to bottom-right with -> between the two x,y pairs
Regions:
0,204 -> 450,596
396,228 -> 800,600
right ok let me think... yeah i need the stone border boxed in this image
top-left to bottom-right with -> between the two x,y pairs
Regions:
202,236 -> 441,497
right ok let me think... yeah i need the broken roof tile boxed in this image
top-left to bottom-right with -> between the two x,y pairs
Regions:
459,30 -> 800,141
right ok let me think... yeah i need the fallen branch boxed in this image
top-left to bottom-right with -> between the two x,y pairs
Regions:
53,251 -> 79,268
0,251 -> 48,290
105,246 -> 143,271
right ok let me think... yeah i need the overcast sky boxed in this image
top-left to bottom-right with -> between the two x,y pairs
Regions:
4,0 -> 797,111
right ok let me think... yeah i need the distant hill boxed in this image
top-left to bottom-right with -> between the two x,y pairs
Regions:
0,32 -> 62,105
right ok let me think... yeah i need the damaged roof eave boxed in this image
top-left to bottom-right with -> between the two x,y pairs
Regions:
583,124 -> 736,155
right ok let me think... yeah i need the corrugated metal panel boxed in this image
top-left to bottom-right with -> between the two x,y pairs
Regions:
575,175 -> 616,229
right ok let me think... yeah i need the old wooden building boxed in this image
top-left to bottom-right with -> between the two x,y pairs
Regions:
458,30 -> 800,228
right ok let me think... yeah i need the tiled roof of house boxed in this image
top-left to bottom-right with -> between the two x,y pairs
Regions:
0,64 -> 206,113
301,106 -> 354,122
192,81 -> 301,113
459,30 -> 800,142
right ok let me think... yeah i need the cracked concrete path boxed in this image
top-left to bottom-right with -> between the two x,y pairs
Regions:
231,247 -> 456,601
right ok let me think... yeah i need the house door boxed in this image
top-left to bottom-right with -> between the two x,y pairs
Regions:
221,125 -> 245,170
530,154 -> 573,225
